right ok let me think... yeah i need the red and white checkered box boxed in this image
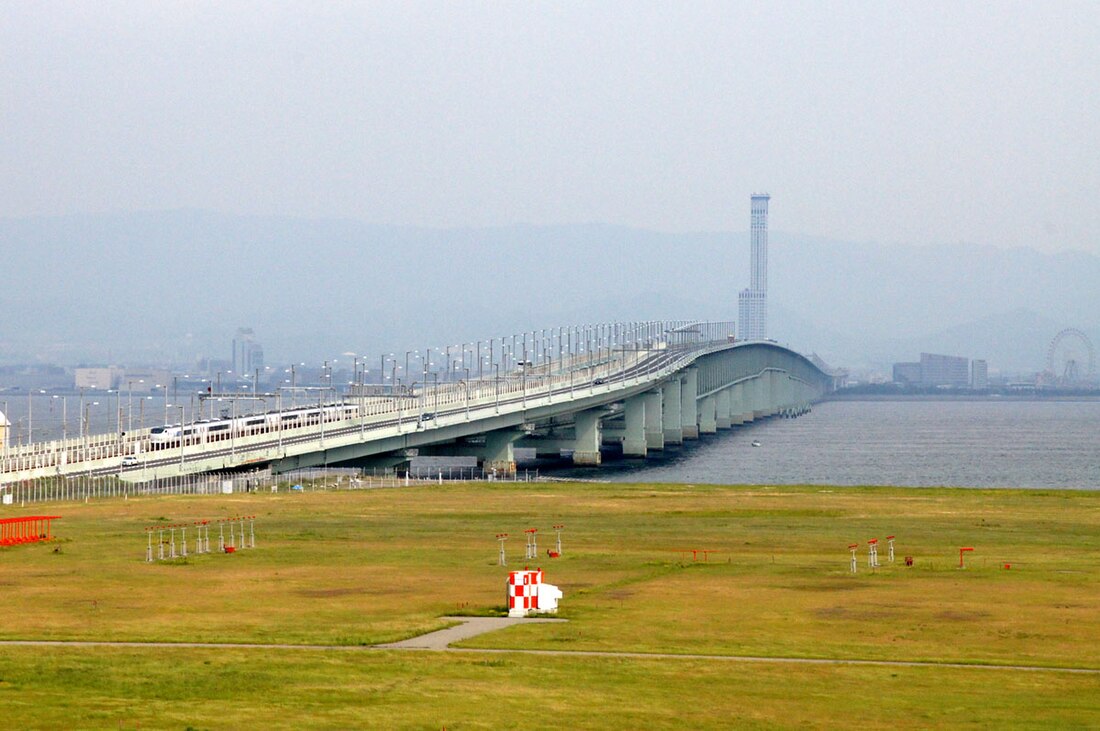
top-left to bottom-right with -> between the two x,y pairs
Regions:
506,569 -> 560,617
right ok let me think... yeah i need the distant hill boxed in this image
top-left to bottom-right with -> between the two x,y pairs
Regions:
0,211 -> 1096,374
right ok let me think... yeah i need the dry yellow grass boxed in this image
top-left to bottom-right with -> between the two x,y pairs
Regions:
0,481 -> 1098,727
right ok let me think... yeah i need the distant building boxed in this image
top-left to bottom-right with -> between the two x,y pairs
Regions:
892,362 -> 922,385
919,353 -> 970,387
74,367 -> 122,390
246,342 -> 264,375
737,193 -> 770,340
891,353 -> 974,387
971,359 -> 988,390
121,370 -> 172,393
194,357 -> 232,379
232,327 -> 264,376
737,290 -> 766,341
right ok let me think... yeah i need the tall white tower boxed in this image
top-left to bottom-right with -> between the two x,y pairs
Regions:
738,193 -> 770,340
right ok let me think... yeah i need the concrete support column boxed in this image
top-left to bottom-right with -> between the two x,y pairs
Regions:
622,395 -> 647,458
732,382 -> 750,424
715,388 -> 732,429
661,379 -> 683,445
681,368 -> 699,440
644,390 -> 664,450
698,394 -> 717,434
730,382 -> 748,422
482,429 -> 522,475
572,409 -> 603,466
752,375 -> 768,418
768,371 -> 782,416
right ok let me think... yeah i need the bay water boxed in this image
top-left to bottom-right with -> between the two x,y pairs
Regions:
550,398 -> 1100,489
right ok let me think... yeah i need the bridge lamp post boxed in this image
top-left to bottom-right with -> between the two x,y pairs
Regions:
178,405 -> 185,468
461,370 -> 471,420
21,387 -> 38,446
108,389 -> 122,441
545,352 -> 553,403
52,394 -> 68,441
83,400 -> 98,475
128,380 -> 143,433
493,363 -> 501,413
277,390 -> 284,452
139,395 -> 152,433
521,358 -> 527,409
420,364 -> 429,415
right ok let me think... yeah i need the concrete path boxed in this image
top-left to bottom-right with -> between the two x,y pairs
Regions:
1,626 -> 1098,675
375,616 -> 566,650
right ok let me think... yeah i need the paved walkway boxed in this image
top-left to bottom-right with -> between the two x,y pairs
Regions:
1,618 -> 1097,675
375,616 -> 566,650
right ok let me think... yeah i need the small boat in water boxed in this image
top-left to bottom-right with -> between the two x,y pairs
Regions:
751,440 -> 761,447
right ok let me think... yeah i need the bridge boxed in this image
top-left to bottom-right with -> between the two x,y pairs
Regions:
0,321 -> 832,485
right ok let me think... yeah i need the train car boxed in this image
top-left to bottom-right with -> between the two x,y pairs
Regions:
148,403 -> 361,446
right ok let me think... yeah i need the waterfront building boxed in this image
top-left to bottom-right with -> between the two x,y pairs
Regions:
74,367 -> 122,390
919,352 -> 970,387
971,359 -> 988,390
892,362 -> 922,385
121,370 -> 172,393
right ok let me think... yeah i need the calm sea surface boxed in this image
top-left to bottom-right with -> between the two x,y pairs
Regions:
4,394 -> 1098,489
550,398 -> 1100,489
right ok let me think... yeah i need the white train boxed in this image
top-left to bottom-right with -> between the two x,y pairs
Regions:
148,404 -> 359,446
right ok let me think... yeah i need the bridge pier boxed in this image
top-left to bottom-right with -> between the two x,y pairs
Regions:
481,429 -> 523,475
661,379 -> 683,445
715,387 -> 732,429
622,395 -> 647,458
698,394 -> 717,434
752,376 -> 769,419
680,368 -> 699,440
644,390 -> 664,450
572,409 -> 602,466
731,382 -> 749,424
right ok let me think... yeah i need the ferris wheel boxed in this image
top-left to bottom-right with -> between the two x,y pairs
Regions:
1045,328 -> 1096,385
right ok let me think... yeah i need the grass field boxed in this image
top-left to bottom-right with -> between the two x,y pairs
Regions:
1,480 -> 1098,728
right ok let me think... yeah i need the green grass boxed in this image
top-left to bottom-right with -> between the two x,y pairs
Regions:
1,481 -> 1098,727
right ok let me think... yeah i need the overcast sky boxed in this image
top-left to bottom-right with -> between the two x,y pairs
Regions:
2,1 -> 1098,253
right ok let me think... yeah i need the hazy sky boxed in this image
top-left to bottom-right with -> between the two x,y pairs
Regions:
2,1 -> 1098,253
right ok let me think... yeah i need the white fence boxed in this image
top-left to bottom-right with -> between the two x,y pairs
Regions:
0,466 -> 541,508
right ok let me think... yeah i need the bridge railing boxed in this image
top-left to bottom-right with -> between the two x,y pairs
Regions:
1,321 -> 736,479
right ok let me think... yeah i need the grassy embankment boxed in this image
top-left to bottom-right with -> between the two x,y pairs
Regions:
0,480 -> 1098,728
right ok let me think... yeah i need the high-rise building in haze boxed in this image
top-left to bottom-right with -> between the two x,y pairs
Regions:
971,359 -> 988,390
232,327 -> 264,377
738,193 -> 770,340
